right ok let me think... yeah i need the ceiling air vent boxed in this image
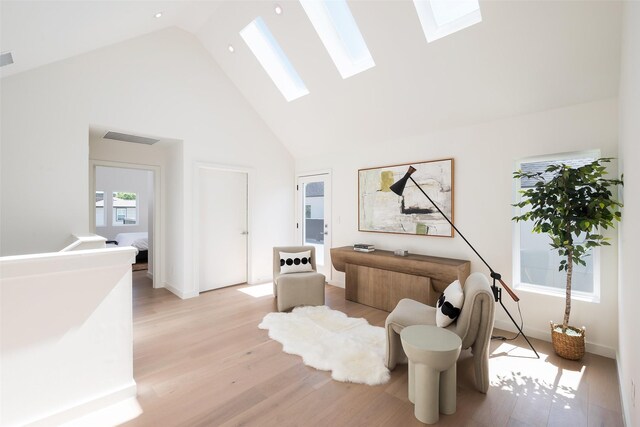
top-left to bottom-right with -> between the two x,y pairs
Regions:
103,131 -> 159,145
0,52 -> 14,67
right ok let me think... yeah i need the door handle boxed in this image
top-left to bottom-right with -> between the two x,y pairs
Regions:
241,231 -> 249,235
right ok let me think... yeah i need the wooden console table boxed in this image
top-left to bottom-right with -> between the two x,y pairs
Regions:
330,246 -> 470,312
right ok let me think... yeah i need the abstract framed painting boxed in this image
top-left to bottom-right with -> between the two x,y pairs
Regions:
358,159 -> 454,237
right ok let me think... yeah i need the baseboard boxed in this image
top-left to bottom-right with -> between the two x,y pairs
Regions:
146,271 -> 153,280
248,277 -> 273,285
163,282 -> 199,299
248,277 -> 340,287
327,279 -> 345,289
616,350 -> 631,427
493,319 -> 616,359
24,381 -> 137,427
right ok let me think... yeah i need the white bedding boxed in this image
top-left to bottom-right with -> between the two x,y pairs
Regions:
115,232 -> 148,251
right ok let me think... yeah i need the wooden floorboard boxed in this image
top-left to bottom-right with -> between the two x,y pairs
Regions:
122,272 -> 623,427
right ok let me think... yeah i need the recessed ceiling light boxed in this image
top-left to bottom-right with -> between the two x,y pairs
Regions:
228,45 -> 235,53
154,12 -> 163,18
275,4 -> 283,15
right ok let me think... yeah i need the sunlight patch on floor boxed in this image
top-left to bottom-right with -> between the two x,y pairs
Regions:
490,342 -> 586,400
238,282 -> 274,298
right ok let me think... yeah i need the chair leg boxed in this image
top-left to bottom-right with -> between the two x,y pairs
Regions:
472,343 -> 490,393
385,325 -> 404,370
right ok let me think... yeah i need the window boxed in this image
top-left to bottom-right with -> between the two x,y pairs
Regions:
112,192 -> 137,226
95,191 -> 105,227
413,0 -> 482,43
514,151 -> 600,301
240,17 -> 309,102
299,0 -> 375,79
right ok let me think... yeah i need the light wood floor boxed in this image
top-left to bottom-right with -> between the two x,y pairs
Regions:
123,272 -> 623,427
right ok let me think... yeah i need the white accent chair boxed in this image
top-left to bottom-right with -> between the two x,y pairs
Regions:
385,272 -> 496,393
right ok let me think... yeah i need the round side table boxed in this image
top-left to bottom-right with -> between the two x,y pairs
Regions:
400,325 -> 462,424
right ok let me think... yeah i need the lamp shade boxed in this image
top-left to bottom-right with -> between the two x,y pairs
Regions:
390,166 -> 417,196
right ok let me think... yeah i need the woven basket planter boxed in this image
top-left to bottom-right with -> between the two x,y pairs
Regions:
550,322 -> 585,360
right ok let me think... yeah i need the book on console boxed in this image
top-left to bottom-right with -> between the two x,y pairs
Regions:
353,247 -> 375,252
354,243 -> 375,249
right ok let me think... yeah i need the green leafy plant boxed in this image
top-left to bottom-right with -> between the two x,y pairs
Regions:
114,192 -> 136,200
513,158 -> 622,331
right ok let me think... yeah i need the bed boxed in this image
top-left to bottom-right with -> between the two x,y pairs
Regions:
108,232 -> 149,264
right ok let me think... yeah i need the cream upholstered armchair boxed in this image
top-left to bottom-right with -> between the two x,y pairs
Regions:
385,272 -> 496,393
272,246 -> 326,312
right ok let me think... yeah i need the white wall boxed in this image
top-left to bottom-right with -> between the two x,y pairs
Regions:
0,247 -> 137,426
297,98 -> 619,357
1,28 -> 295,295
617,2 -> 640,425
95,166 -> 152,240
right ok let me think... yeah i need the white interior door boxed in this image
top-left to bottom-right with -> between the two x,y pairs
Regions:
199,168 -> 248,292
297,173 -> 331,278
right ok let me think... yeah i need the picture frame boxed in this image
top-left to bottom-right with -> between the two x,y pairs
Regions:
358,158 -> 454,237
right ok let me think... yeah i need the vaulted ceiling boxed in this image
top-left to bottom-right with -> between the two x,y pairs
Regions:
0,1 -> 220,77
1,1 -> 622,158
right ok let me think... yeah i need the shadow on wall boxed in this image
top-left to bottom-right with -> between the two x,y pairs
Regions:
1,263 -> 130,352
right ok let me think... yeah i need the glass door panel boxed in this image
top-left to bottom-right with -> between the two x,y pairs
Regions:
298,174 -> 331,278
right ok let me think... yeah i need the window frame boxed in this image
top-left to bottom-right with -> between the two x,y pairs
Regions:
239,17 -> 309,102
512,150 -> 601,303
413,0 -> 482,43
95,191 -> 106,227
299,0 -> 375,79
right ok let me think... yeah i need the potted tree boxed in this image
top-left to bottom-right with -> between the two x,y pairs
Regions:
513,158 -> 622,360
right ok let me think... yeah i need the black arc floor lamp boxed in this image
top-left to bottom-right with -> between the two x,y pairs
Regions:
390,166 -> 539,358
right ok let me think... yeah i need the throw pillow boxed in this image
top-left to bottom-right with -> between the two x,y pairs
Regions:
279,251 -> 313,274
436,280 -> 464,327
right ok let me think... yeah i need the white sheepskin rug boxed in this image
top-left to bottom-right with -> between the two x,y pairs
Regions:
258,305 -> 390,385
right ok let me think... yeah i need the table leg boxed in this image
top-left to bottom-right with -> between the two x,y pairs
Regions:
414,363 -> 439,424
440,363 -> 457,415
408,360 -> 415,404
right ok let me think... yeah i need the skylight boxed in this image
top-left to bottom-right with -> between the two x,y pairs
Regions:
240,17 -> 309,102
413,0 -> 482,43
299,0 -> 375,79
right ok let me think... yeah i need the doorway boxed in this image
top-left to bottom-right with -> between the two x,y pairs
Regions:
90,161 -> 160,288
196,166 -> 249,292
297,173 -> 331,278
